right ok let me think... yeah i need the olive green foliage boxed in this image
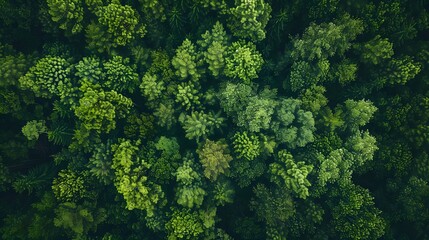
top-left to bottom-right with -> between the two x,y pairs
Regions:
269,150 -> 313,199
172,39 -> 201,81
54,202 -> 107,237
358,35 -> 394,65
140,73 -> 165,101
383,56 -> 421,85
52,169 -> 87,202
181,111 -> 224,140
111,139 -> 164,215
250,184 -> 295,226
0,52 -> 32,87
47,0 -> 84,34
103,56 -> 139,93
291,15 -> 364,61
197,139 -> 233,181
343,99 -> 377,132
176,159 -> 206,208
96,3 -> 143,47
75,57 -> 104,82
74,80 -> 133,133
198,22 -> 229,77
2,1 -> 429,239
19,56 -> 71,98
175,82 -> 201,111
227,0 -> 272,42
165,208 -> 204,239
225,41 -> 264,84
219,83 -> 278,133
232,131 -> 260,161
89,141 -> 114,185
272,98 -> 316,148
22,120 -> 47,141
328,184 -> 386,240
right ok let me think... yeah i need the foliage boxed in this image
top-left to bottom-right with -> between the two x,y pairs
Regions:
271,98 -> 315,148
269,150 -> 313,199
19,56 -> 71,98
232,131 -> 260,161
54,202 -> 106,237
165,208 -> 204,239
197,139 -> 233,181
176,159 -> 206,208
111,139 -> 165,216
225,41 -> 264,84
227,0 -> 272,42
74,80 -> 133,133
22,120 -> 47,141
2,1 -> 429,239
103,56 -> 139,93
95,3 -> 144,47
47,0 -> 84,35
52,169 -> 87,202
172,39 -> 201,81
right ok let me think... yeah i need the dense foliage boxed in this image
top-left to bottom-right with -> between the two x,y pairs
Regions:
1,0 -> 428,239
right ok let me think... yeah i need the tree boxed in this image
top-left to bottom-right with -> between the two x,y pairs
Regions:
328,183 -> 386,240
74,79 -> 133,133
271,98 -> 315,148
165,208 -> 204,239
197,139 -> 233,181
175,159 -> 206,208
47,0 -> 84,35
181,111 -> 224,140
227,0 -> 272,42
357,35 -> 394,65
103,56 -> 139,93
111,139 -> 165,216
19,56 -> 71,99
343,99 -> 377,132
54,202 -> 107,237
172,39 -> 201,81
250,184 -> 295,227
225,41 -> 264,84
237,95 -> 276,132
95,2 -> 144,47
52,169 -> 88,202
140,73 -> 165,101
269,150 -> 313,199
198,22 -> 229,78
232,131 -> 260,161
291,14 -> 364,61
22,120 -> 47,141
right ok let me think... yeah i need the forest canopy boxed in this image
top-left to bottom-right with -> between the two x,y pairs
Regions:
1,0 -> 429,239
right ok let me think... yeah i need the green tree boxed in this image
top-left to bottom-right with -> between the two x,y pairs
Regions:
74,80 -> 133,133
165,208 -> 204,240
343,99 -> 377,132
357,35 -> 394,65
172,39 -> 201,81
225,41 -> 264,84
232,131 -> 260,161
197,139 -> 233,181
19,56 -> 71,99
227,0 -> 272,42
22,120 -> 47,141
271,98 -> 315,148
175,159 -> 206,208
54,202 -> 107,237
47,0 -> 84,35
269,150 -> 313,199
52,169 -> 88,202
111,139 -> 165,216
103,55 -> 139,93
